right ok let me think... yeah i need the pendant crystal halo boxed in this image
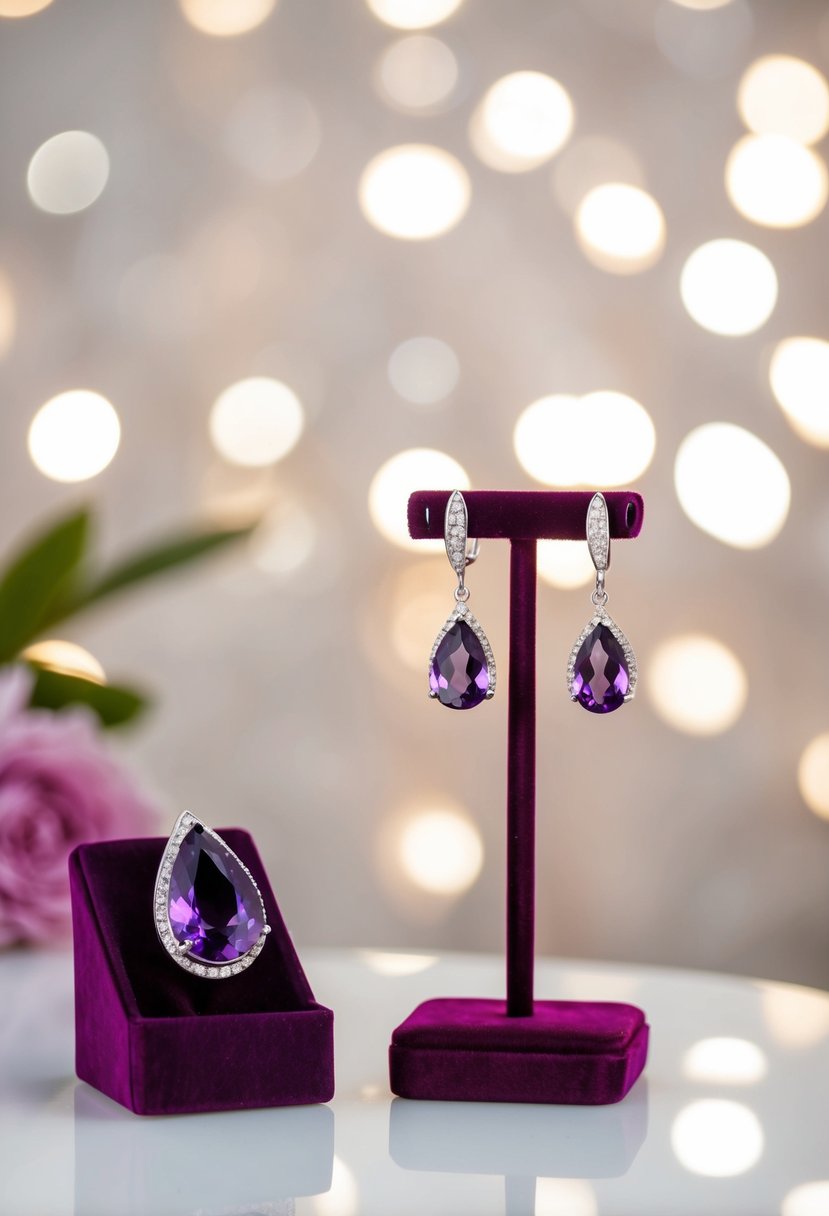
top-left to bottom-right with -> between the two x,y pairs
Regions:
153,811 -> 271,979
428,599 -> 497,705
566,607 -> 638,705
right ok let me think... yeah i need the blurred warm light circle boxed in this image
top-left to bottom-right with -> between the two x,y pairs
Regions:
359,144 -> 470,239
27,131 -> 109,215
470,71 -> 574,173
0,270 -> 16,360
225,85 -> 321,182
251,498 -> 317,577
365,0 -> 462,30
674,423 -> 790,548
671,1100 -> 764,1177
360,949 -> 438,976
178,0 -> 276,36
783,1182 -> 829,1216
0,0 -> 53,14
22,640 -> 105,684
313,1156 -> 358,1216
769,338 -> 829,447
762,985 -> 829,1048
513,391 -> 655,486
668,0 -> 734,7
28,390 -> 120,483
387,561 -> 447,671
575,183 -> 665,273
552,136 -> 644,216
647,634 -> 747,736
682,1037 -> 767,1084
738,55 -> 829,146
576,392 -> 655,483
397,806 -> 483,895
725,134 -> 827,228
537,540 -> 595,590
375,35 -> 458,111
201,464 -> 274,529
368,447 -> 469,551
388,336 -> 459,405
680,239 -> 777,336
209,377 -> 303,468
535,1178 -> 598,1216
798,733 -> 829,821
654,0 -> 752,79
514,394 -> 579,485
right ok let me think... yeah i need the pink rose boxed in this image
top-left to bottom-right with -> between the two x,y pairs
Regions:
0,666 -> 160,947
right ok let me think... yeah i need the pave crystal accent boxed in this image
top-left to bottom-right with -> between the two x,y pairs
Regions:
444,490 -> 469,577
566,609 -> 637,714
429,601 -> 496,709
587,491 -> 610,572
153,812 -> 269,979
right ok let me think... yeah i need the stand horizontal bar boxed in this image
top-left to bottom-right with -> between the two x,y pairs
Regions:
408,490 -> 643,542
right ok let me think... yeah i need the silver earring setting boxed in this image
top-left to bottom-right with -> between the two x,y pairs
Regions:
154,811 -> 271,978
567,492 -> 637,714
428,490 -> 496,710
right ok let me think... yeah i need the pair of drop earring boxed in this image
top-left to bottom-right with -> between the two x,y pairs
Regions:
428,491 -> 638,714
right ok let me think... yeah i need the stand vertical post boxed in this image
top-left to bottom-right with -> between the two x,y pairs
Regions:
506,539 -> 536,1017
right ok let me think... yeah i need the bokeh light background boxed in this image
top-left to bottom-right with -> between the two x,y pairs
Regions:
1,0 -> 829,987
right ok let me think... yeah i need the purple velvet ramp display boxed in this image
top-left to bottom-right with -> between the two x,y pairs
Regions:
70,831 -> 334,1116
390,998 -> 649,1105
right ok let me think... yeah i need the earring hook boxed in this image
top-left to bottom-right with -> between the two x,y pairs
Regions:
444,490 -> 479,591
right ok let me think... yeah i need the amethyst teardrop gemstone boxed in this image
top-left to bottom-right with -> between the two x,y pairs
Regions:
168,825 -> 264,962
430,619 -> 490,710
571,622 -> 630,714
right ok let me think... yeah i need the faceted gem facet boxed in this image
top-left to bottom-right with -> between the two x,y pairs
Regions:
430,619 -> 490,710
571,622 -> 630,714
168,825 -> 264,962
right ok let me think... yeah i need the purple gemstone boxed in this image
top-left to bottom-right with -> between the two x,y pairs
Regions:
430,619 -> 490,710
168,826 -> 264,962
571,622 -> 630,714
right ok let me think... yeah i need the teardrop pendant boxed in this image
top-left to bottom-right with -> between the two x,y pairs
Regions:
567,610 -> 637,714
567,491 -> 637,714
153,811 -> 270,979
429,602 -> 496,709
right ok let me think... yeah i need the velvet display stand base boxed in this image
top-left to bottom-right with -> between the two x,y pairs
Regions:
390,998 -> 648,1105
70,831 -> 334,1116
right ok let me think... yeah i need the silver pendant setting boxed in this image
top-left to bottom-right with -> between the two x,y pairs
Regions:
153,811 -> 271,979
428,599 -> 496,702
566,607 -> 638,703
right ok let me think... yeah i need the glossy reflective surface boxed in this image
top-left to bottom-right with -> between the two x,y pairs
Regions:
0,948 -> 827,1215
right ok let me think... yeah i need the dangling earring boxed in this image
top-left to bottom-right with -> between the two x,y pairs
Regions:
428,490 -> 496,709
567,492 -> 637,714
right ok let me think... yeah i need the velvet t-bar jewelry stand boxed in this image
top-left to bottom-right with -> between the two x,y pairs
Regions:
389,490 -> 649,1105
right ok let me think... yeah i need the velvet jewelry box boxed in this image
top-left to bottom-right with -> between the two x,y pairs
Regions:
69,829 -> 334,1116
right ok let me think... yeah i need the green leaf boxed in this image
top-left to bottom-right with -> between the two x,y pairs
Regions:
67,525 -> 254,613
26,665 -> 148,728
0,510 -> 90,661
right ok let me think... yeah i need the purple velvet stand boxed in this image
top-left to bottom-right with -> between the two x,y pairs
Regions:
70,829 -> 334,1116
389,491 -> 649,1106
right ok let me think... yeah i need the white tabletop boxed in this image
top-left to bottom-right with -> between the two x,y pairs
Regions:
1,947 -> 828,1216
